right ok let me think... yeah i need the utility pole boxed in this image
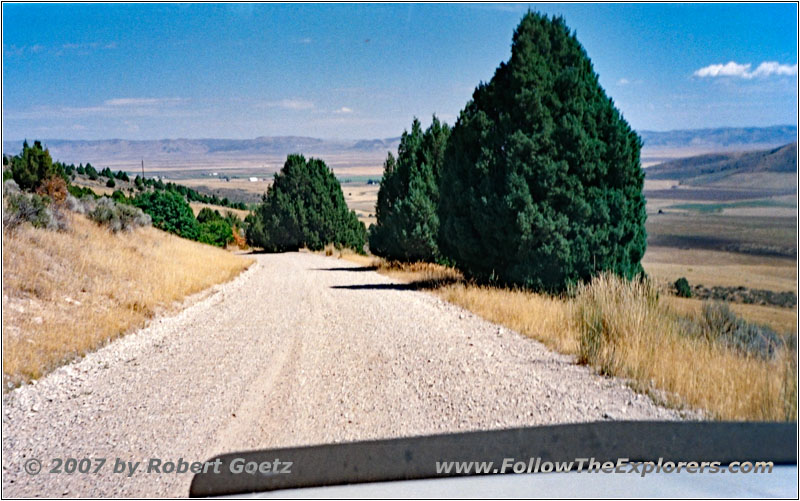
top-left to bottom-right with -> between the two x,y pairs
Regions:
141,159 -> 145,178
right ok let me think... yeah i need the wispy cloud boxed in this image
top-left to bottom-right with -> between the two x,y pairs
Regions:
104,97 -> 186,107
4,41 -> 117,56
334,106 -> 353,114
298,37 -> 312,44
617,78 -> 630,85
694,61 -> 797,79
5,97 -> 190,120
261,98 -> 314,110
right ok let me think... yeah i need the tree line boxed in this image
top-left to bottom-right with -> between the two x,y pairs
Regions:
246,12 -> 647,292
3,141 -> 243,247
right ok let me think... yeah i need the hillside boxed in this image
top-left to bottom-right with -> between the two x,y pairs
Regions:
639,125 -> 797,152
646,142 -> 797,189
2,212 -> 253,387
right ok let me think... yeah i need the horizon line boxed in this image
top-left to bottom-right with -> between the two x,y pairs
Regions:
2,123 -> 797,144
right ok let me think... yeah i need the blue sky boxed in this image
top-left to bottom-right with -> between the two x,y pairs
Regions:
2,3 -> 797,140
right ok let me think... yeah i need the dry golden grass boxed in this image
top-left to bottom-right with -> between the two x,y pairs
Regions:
437,284 -> 577,355
642,246 -> 796,292
189,202 -> 250,220
664,295 -> 796,335
332,251 -> 796,421
573,274 -> 796,421
3,213 -> 253,387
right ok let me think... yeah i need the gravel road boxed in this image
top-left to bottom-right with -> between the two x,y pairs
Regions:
3,252 -> 684,497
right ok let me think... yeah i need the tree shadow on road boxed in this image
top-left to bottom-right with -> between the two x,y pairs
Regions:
313,266 -> 379,272
330,275 -> 461,292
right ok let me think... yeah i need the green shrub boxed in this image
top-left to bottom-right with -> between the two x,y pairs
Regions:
9,140 -> 65,191
87,197 -> 151,232
106,178 -> 116,188
369,116 -> 450,262
196,207 -> 223,224
132,190 -> 199,239
111,190 -> 128,203
67,185 -> 98,199
198,219 -> 234,247
674,277 -> 692,298
222,211 -> 241,228
247,154 -> 366,253
438,12 -> 646,292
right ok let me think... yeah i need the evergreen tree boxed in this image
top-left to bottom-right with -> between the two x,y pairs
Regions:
132,190 -> 199,240
196,207 -> 223,224
439,12 -> 647,291
368,116 -> 450,262
246,154 -> 366,253
85,163 -> 99,180
10,140 -> 64,191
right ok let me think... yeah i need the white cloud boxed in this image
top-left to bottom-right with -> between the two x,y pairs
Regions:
617,78 -> 630,85
750,61 -> 798,78
261,99 -> 314,110
298,38 -> 312,44
5,97 -> 191,120
694,61 -> 797,79
104,97 -> 185,107
334,106 -> 353,114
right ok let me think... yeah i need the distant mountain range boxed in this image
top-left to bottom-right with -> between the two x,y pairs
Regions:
2,125 -> 795,172
638,125 -> 796,152
1,136 -> 402,163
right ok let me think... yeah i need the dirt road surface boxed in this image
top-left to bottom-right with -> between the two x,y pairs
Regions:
2,252 -> 683,497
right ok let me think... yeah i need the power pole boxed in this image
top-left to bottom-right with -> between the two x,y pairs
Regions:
141,159 -> 145,178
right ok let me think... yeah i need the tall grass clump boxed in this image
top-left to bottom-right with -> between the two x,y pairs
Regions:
573,273 -> 797,421
574,274 -> 659,376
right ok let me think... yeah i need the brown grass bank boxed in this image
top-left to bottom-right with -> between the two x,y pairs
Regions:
3,213 -> 253,388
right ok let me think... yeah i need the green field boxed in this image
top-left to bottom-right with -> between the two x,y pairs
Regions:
666,198 -> 796,213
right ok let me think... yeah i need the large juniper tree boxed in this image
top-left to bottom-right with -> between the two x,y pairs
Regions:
438,12 -> 647,291
368,116 -> 450,262
246,154 -> 366,253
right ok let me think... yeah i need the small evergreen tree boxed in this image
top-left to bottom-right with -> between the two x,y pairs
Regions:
196,207 -> 222,224
85,163 -> 99,180
674,277 -> 692,298
10,140 -> 64,191
246,154 -> 366,252
369,116 -> 450,262
439,12 -> 647,291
